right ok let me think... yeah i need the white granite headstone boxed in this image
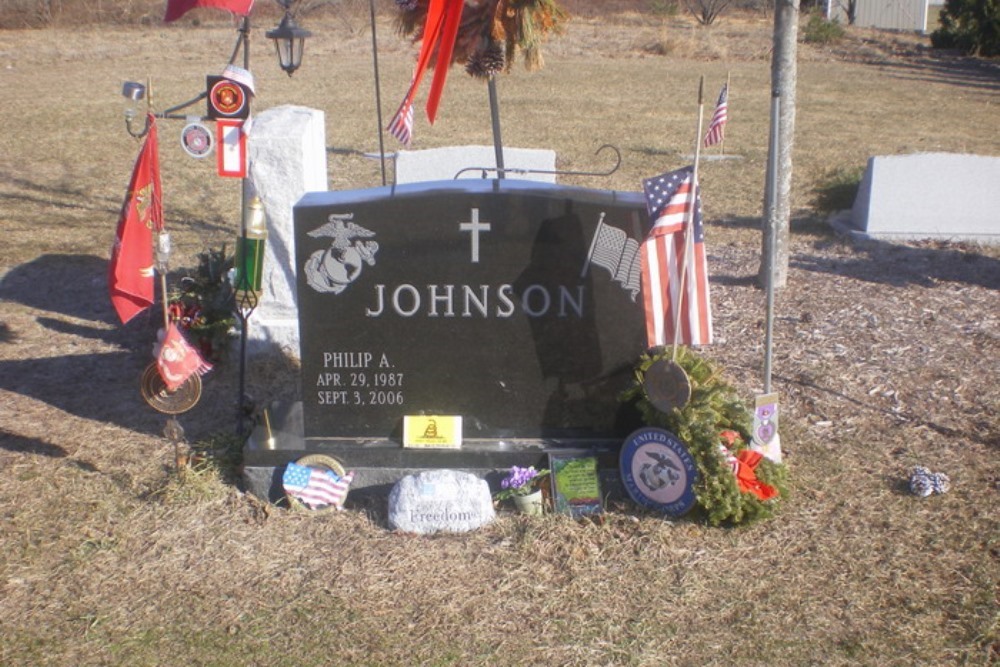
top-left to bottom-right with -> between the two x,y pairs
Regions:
394,145 -> 556,184
388,469 -> 495,534
247,105 -> 328,358
846,152 -> 1000,243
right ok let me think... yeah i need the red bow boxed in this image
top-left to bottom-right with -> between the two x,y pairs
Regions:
733,449 -> 778,501
719,431 -> 778,502
400,0 -> 465,125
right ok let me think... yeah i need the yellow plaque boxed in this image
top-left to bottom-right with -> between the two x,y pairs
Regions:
403,415 -> 463,449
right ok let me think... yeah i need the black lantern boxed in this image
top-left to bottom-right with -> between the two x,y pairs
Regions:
266,10 -> 311,77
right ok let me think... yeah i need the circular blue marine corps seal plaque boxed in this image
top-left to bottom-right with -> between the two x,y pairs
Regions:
620,427 -> 698,516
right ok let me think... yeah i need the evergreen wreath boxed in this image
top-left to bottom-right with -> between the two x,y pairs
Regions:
394,0 -> 567,78
620,347 -> 788,526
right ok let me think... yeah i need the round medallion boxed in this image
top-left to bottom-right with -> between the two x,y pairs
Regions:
140,362 -> 202,414
209,79 -> 247,118
643,358 -> 692,413
620,427 -> 698,516
180,122 -> 213,158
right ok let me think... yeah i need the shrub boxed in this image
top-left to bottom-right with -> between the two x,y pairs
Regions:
683,0 -> 732,25
931,0 -> 1000,56
648,0 -> 681,16
802,11 -> 847,44
169,246 -> 236,364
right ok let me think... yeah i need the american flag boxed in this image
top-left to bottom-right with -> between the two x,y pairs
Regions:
387,98 -> 414,147
282,462 -> 354,510
640,166 -> 713,348
703,84 -> 728,148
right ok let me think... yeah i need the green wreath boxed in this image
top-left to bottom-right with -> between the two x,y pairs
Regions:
620,347 -> 788,526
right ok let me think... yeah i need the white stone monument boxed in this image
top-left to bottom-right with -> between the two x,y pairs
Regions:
247,105 -> 328,357
841,152 -> 1000,244
394,145 -> 557,184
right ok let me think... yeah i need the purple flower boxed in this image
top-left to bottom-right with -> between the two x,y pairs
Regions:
496,466 -> 550,499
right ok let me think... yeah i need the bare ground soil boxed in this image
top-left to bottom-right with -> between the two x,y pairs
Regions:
0,6 -> 998,666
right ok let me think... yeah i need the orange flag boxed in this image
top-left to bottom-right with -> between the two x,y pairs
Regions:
109,114 -> 163,324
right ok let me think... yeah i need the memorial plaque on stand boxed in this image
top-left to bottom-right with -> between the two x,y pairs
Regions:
294,180 -> 647,449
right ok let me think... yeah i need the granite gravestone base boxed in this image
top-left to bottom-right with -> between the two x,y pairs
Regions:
243,179 -> 649,503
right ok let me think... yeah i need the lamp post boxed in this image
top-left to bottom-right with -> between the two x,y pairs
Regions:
120,2 -> 312,436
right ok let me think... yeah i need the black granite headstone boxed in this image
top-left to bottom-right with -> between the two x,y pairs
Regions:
296,179 -> 647,442
244,179 -> 652,495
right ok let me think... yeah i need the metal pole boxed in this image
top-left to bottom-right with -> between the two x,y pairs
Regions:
237,16 -> 253,435
763,89 -> 780,395
487,75 -> 505,178
369,0 -> 387,186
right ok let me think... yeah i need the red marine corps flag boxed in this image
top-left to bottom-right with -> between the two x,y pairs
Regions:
164,0 -> 253,22
109,114 -> 164,325
156,321 -> 213,392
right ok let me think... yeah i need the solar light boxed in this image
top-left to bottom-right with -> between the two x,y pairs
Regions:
266,9 -> 311,77
235,196 -> 268,297
122,81 -> 149,136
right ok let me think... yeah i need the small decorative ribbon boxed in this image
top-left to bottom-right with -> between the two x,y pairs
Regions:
395,0 -> 465,127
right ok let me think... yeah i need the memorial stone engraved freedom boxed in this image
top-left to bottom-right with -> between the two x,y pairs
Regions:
243,178 -> 652,500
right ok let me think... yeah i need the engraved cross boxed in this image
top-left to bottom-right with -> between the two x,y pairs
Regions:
459,207 -> 491,264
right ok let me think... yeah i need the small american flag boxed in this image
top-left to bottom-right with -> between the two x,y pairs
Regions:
387,98 -> 414,147
641,166 -> 713,348
282,462 -> 354,510
703,84 -> 728,148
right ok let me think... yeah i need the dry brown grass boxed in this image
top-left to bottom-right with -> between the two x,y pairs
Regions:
1,6 -> 999,666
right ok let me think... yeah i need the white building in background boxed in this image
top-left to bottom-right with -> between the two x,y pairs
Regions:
826,0 -> 945,33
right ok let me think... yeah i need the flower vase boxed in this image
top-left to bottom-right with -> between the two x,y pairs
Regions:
513,490 -> 544,516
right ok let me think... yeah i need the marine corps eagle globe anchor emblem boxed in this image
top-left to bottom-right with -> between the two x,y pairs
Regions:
303,213 -> 379,294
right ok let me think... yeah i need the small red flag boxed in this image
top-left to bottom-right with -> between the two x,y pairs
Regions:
109,114 -> 163,324
156,322 -> 213,391
164,0 -> 254,23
